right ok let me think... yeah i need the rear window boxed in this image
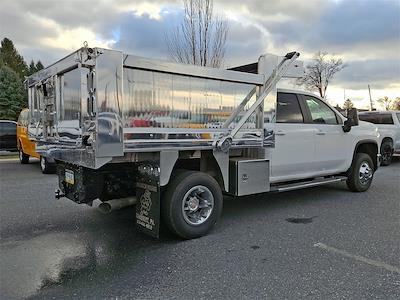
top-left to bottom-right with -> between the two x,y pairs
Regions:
359,113 -> 394,124
276,93 -> 304,123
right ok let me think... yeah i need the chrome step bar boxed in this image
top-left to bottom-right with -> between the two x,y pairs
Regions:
271,176 -> 347,193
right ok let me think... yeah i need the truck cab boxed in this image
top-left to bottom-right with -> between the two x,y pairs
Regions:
270,90 -> 380,184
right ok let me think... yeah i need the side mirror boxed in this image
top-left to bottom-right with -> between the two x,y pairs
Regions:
342,108 -> 359,132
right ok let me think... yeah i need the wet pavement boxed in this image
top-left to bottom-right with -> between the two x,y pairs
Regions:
0,157 -> 399,299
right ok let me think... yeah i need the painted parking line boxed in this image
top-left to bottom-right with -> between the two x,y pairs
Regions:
314,242 -> 400,274
0,158 -> 19,162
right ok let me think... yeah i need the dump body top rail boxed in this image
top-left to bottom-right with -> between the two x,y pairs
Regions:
123,55 -> 264,85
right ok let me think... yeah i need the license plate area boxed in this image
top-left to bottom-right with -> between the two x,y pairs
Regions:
57,163 -> 102,204
65,169 -> 74,185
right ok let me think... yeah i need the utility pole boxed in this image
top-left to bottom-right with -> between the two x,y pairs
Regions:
368,85 -> 374,111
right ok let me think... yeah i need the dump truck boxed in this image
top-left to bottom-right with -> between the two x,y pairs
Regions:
26,46 -> 380,239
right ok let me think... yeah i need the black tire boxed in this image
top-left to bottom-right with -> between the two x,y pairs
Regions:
161,170 -> 223,239
40,156 -> 56,174
19,148 -> 29,164
380,139 -> 393,166
346,153 -> 374,192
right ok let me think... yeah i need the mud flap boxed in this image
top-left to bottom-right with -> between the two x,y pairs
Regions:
135,162 -> 160,238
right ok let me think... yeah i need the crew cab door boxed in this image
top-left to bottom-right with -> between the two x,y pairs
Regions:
300,94 -> 349,174
269,92 -> 317,182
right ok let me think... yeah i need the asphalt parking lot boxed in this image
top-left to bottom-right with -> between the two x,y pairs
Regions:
0,157 -> 399,299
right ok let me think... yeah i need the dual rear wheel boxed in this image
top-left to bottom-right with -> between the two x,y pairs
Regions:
161,170 -> 223,239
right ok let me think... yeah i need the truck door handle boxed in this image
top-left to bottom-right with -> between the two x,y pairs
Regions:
275,130 -> 286,136
316,130 -> 326,135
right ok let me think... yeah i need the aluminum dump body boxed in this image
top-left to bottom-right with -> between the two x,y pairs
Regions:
26,47 -> 303,168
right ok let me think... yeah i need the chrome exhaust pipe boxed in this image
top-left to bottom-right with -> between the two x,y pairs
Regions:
98,196 -> 137,214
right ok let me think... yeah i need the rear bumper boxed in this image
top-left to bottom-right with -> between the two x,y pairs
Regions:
36,143 -> 111,169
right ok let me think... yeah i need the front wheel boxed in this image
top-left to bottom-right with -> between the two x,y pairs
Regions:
40,156 -> 56,174
380,140 -> 393,166
346,153 -> 374,192
161,170 -> 223,239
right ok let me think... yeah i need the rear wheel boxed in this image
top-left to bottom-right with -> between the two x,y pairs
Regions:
380,140 -> 393,166
40,156 -> 56,174
19,148 -> 29,164
346,153 -> 374,192
161,170 -> 223,239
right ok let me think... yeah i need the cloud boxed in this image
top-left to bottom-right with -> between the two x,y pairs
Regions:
0,0 -> 398,101
216,0 -> 329,22
113,10 -> 180,59
313,0 -> 400,46
335,59 -> 400,89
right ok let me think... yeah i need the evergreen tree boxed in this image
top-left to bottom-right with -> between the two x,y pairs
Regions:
343,99 -> 354,109
35,60 -> 44,71
27,59 -> 45,76
0,66 -> 26,120
0,38 -> 27,79
27,60 -> 36,76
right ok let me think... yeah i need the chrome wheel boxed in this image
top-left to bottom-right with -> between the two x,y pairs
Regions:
182,185 -> 214,226
359,161 -> 372,185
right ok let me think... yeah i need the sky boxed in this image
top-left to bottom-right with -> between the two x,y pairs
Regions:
1,0 -> 399,109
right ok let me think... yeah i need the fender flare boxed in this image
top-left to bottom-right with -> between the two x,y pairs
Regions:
352,139 -> 379,170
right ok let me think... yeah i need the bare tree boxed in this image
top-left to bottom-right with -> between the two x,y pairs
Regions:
166,0 -> 228,68
377,96 -> 394,111
298,52 -> 346,98
393,97 -> 400,110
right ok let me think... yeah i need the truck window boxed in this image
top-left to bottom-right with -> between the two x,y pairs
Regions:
304,96 -> 338,125
358,114 -> 378,123
380,114 -> 394,124
359,114 -> 394,124
276,93 -> 304,123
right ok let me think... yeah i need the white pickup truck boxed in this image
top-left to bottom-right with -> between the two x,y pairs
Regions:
359,111 -> 400,166
26,47 -> 381,239
269,90 -> 380,187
